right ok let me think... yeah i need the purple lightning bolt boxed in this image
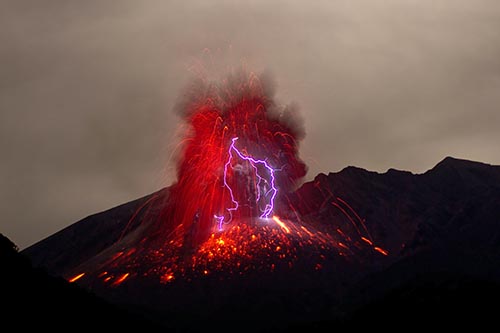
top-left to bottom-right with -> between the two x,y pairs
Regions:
214,137 -> 279,230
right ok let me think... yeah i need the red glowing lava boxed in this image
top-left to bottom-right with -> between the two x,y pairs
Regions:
159,70 -> 307,247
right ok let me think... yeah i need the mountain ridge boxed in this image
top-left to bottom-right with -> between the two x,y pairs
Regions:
19,156 -> 500,330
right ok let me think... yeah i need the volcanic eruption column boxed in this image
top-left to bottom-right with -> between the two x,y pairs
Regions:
162,71 -> 307,248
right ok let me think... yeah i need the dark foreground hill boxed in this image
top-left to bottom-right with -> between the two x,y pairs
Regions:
18,156 -> 500,331
0,233 -> 164,331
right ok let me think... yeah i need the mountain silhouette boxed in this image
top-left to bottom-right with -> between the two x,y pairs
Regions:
19,156 -> 500,331
0,233 -> 164,331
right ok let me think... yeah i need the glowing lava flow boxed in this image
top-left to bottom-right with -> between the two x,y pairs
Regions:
215,137 -> 279,230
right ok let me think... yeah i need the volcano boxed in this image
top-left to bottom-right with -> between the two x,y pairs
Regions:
17,68 -> 500,331
21,156 -> 500,331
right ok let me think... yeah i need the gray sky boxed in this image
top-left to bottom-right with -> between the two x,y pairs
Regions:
1,0 -> 500,249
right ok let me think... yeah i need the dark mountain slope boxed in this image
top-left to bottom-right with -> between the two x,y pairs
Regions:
0,233 -> 164,331
19,156 -> 500,331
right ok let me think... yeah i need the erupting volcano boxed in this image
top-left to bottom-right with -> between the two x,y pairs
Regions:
47,71 -> 388,291
19,70 -> 500,332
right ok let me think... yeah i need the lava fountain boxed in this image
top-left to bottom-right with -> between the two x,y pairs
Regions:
159,70 -> 307,248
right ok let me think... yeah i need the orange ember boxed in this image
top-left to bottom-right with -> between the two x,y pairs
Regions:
272,216 -> 291,234
112,273 -> 130,286
68,273 -> 85,283
374,247 -> 389,256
